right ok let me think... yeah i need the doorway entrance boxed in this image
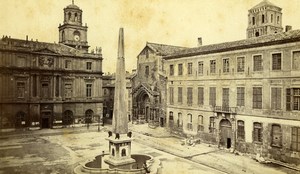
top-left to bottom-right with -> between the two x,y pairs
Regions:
219,119 -> 232,148
42,118 -> 50,128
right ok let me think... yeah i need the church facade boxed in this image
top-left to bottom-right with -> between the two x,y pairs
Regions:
163,0 -> 300,164
0,2 -> 103,130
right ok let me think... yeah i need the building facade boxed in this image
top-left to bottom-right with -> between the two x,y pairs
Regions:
0,2 -> 103,130
131,42 -> 186,127
163,1 -> 300,164
102,72 -> 132,125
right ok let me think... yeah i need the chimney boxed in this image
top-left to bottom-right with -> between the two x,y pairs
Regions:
285,25 -> 292,32
198,37 -> 202,47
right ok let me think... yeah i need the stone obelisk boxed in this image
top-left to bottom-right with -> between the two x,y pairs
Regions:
105,28 -> 135,166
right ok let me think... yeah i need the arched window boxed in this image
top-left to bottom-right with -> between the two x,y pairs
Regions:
252,17 -> 255,25
121,149 -> 126,157
85,109 -> 94,123
187,114 -> 193,130
271,14 -> 274,23
197,115 -> 204,132
237,120 -> 245,140
177,113 -> 182,127
68,12 -> 71,20
169,111 -> 173,121
277,16 -> 280,24
74,13 -> 78,21
271,124 -> 282,147
209,116 -> 215,133
253,122 -> 263,143
62,31 -> 65,41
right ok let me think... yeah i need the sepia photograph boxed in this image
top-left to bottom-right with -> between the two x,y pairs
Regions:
0,0 -> 300,173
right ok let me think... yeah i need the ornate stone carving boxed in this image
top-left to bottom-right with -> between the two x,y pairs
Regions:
39,56 -> 54,67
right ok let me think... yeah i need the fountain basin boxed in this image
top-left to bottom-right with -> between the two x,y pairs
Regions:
74,154 -> 154,174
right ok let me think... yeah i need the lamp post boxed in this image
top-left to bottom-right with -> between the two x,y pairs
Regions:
98,115 -> 100,132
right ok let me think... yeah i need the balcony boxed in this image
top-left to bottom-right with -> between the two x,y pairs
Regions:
214,106 -> 237,114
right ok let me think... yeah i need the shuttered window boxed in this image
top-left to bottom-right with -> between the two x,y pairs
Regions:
271,88 -> 281,110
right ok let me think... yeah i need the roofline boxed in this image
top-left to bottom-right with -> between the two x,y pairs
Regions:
164,37 -> 300,60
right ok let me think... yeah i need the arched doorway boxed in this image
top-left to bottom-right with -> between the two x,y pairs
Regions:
63,110 -> 73,126
137,93 -> 150,122
219,119 -> 232,148
15,112 -> 26,128
85,109 -> 93,123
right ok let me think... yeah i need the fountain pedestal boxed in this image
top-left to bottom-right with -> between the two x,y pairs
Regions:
105,134 -> 135,166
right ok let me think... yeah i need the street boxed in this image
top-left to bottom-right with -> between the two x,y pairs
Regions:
0,124 -> 298,174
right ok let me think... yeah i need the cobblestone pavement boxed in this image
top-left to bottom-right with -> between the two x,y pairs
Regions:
0,124 -> 298,174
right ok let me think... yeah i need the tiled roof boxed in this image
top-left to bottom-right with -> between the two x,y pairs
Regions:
0,37 -> 97,58
251,0 -> 279,9
146,42 -> 188,56
164,30 -> 300,60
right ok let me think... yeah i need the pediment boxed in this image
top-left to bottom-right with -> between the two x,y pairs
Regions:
34,48 -> 59,55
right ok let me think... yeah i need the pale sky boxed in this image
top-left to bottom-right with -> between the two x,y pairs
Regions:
1,0 -> 300,73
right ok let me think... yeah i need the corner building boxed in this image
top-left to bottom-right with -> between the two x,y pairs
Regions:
0,2 -> 103,130
164,1 -> 300,164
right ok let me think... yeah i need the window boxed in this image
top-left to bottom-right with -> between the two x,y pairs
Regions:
187,87 -> 193,105
222,88 -> 229,107
197,115 -> 204,132
262,14 -> 265,23
237,120 -> 245,140
253,87 -> 262,109
178,87 -> 182,103
271,14 -> 274,23
277,16 -> 280,24
65,60 -> 71,69
286,88 -> 300,111
271,88 -> 281,110
86,62 -> 92,70
198,87 -> 204,105
17,82 -> 25,98
145,66 -> 149,77
252,16 -> 255,25
237,57 -> 245,72
223,58 -> 229,73
55,76 -> 59,97
253,55 -> 263,71
41,83 -> 49,98
253,122 -> 263,143
198,61 -> 203,75
272,53 -> 281,70
237,87 -> 245,107
292,51 -> 300,70
271,124 -> 282,147
169,111 -> 173,121
210,60 -> 216,73
33,75 -> 37,97
170,65 -> 174,76
292,127 -> 300,151
188,63 -> 193,75
64,84 -> 72,100
209,117 -> 215,133
86,84 -> 92,98
17,57 -> 25,67
209,87 -> 216,106
187,114 -> 193,131
169,87 -> 174,104
177,113 -> 183,127
178,64 -> 183,75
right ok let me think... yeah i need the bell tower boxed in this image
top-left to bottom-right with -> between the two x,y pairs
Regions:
58,0 -> 89,52
247,0 -> 283,38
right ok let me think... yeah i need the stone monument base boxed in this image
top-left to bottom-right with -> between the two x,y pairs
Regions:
105,135 -> 135,166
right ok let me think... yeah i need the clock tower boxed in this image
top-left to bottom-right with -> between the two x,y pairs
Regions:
58,1 -> 89,52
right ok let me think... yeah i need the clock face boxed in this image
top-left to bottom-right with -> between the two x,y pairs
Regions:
74,35 -> 80,41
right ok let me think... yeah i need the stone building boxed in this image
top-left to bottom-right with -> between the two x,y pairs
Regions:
102,72 -> 132,124
163,0 -> 300,164
131,42 -> 186,127
0,2 -> 103,130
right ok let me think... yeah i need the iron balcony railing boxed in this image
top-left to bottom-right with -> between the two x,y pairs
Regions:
214,106 -> 237,114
